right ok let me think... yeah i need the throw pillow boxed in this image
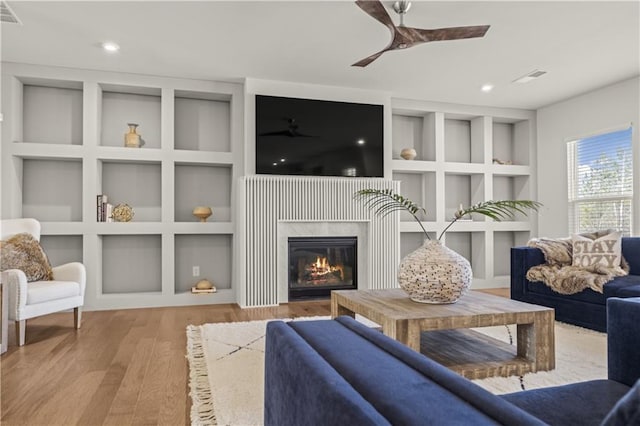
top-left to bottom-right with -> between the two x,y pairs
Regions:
0,233 -> 53,282
601,378 -> 640,426
572,231 -> 622,269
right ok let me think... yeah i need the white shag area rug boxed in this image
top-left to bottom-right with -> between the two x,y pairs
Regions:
186,317 -> 606,426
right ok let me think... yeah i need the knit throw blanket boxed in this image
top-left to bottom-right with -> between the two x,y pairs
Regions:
526,233 -> 628,295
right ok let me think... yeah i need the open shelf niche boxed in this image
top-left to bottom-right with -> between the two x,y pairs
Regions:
391,99 -> 535,289
39,235 -> 83,266
3,63 -> 242,310
444,116 -> 485,164
444,173 -> 485,221
492,119 -> 531,166
443,231 -> 486,279
100,84 -> 162,149
174,164 -> 232,222
174,90 -> 231,152
101,234 -> 162,294
391,112 -> 436,161
393,171 -> 437,222
100,160 -> 162,222
22,158 -> 83,222
174,234 -> 232,294
493,231 -> 530,276
22,81 -> 83,145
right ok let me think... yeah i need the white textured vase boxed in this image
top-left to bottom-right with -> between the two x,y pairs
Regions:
398,240 -> 472,304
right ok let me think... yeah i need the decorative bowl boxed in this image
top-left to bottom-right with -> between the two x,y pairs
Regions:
112,203 -> 134,222
400,148 -> 417,160
192,206 -> 213,222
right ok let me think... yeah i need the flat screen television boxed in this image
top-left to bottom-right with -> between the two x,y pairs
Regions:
255,95 -> 383,177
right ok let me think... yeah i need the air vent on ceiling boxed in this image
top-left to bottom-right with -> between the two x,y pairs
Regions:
1,1 -> 21,24
513,69 -> 547,84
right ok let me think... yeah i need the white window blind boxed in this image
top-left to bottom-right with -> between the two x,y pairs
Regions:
567,127 -> 633,236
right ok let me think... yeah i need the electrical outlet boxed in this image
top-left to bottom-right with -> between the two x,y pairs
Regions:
192,266 -> 200,277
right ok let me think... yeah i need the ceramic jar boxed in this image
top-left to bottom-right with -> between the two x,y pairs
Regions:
400,148 -> 417,160
124,123 -> 144,148
398,240 -> 472,304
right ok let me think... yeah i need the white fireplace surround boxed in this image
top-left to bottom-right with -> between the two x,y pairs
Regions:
238,176 -> 400,307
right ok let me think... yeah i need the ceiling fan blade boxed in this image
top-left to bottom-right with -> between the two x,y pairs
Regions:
352,49 -> 387,67
412,25 -> 490,43
259,130 -> 292,137
259,130 -> 316,138
355,0 -> 396,32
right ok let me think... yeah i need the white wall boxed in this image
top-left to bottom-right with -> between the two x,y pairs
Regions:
536,76 -> 640,237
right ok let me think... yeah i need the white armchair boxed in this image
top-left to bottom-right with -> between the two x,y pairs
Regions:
0,218 -> 86,346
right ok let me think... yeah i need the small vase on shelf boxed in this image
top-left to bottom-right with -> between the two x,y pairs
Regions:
124,123 -> 145,148
193,206 -> 213,222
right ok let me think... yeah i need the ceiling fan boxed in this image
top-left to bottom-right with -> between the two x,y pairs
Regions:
353,0 -> 490,67
259,118 -> 315,138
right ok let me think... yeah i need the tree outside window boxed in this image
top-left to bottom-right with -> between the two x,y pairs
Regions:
567,127 -> 633,236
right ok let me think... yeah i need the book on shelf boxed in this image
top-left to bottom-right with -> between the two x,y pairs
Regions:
105,203 -> 113,223
97,194 -> 109,222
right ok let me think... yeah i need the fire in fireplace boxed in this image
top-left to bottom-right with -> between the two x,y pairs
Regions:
288,236 -> 357,300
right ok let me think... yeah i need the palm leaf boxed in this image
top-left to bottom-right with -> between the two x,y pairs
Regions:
439,199 -> 542,240
355,189 -> 543,242
354,189 -> 431,239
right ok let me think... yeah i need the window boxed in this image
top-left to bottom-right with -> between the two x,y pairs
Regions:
567,127 -> 633,235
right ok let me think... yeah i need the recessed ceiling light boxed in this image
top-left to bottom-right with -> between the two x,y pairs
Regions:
357,139 -> 365,145
280,158 -> 285,162
481,84 -> 494,93
272,162 -> 277,166
101,42 -> 120,52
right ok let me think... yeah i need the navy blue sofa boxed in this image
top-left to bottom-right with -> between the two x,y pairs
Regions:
511,237 -> 640,332
265,297 -> 640,426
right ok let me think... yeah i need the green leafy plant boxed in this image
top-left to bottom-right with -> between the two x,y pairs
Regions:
354,189 -> 542,241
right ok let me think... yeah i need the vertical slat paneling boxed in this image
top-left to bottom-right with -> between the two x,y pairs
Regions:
241,176 -> 399,306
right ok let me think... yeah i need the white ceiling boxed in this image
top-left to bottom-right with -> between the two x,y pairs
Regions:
2,1 -> 639,110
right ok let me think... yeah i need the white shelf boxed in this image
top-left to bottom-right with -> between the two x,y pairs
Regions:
94,222 -> 164,234
391,159 -> 438,172
40,222 -> 86,235
1,64 -> 242,310
101,234 -> 163,294
399,221 -> 439,233
11,143 -> 84,159
173,150 -> 234,165
491,164 -> 531,176
22,158 -> 83,222
444,162 -> 486,175
173,222 -> 234,234
22,83 -> 83,145
174,234 -> 232,293
100,88 -> 162,148
174,164 -> 232,222
392,103 -> 536,289
40,235 -> 83,266
96,146 -> 163,162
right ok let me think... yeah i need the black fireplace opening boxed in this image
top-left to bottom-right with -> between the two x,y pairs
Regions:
288,236 -> 357,301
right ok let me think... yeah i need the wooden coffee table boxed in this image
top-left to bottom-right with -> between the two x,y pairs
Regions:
331,289 -> 555,380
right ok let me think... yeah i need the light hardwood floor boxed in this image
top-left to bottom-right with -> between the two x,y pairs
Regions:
0,288 -> 507,425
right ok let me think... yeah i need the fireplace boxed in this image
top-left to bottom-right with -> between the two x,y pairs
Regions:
288,236 -> 357,300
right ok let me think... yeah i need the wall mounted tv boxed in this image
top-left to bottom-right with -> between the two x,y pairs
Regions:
255,95 -> 384,177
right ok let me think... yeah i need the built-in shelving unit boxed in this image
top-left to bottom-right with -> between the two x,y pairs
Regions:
1,63 -> 243,310
391,100 -> 536,287
1,63 -> 536,309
